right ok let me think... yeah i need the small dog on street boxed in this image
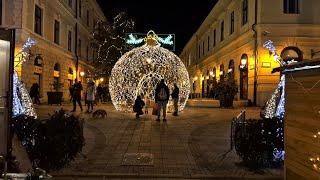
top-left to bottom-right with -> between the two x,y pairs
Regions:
92,109 -> 107,119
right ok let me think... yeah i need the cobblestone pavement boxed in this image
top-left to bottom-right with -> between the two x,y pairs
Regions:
35,103 -> 283,179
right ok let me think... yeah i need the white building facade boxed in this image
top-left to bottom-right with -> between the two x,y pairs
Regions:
0,0 -> 106,102
180,0 -> 320,106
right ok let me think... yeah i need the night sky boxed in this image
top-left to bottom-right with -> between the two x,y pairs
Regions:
96,0 -> 218,54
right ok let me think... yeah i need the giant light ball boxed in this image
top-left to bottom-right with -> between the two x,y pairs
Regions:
109,33 -> 190,112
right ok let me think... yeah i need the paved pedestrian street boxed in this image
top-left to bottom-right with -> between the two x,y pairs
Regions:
35,103 -> 283,179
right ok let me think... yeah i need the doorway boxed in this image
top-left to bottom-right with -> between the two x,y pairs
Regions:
240,54 -> 248,100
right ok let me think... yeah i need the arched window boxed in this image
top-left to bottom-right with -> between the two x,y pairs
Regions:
280,46 -> 303,62
240,54 -> 248,69
240,54 -> 248,100
228,59 -> 235,79
54,63 -> 60,71
68,68 -> 73,75
220,64 -> 224,81
68,68 -> 74,86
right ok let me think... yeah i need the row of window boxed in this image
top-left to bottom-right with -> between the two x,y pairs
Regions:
195,0 -> 300,61
67,0 -> 92,27
197,0 -> 249,59
192,46 -> 303,81
34,4 -> 95,61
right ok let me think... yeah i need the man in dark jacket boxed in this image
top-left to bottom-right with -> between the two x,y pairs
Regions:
155,79 -> 170,121
171,83 -> 179,116
71,80 -> 83,112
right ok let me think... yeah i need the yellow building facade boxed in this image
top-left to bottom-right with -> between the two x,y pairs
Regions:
0,0 -> 106,102
180,0 -> 320,106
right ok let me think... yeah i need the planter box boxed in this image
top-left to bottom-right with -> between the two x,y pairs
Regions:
47,92 -> 63,105
219,96 -> 234,108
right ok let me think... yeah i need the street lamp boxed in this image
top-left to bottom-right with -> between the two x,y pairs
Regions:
80,71 -> 85,77
240,57 -> 247,69
194,76 -> 198,81
100,77 -> 104,82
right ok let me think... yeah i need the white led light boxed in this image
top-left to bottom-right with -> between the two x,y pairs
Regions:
110,31 -> 190,112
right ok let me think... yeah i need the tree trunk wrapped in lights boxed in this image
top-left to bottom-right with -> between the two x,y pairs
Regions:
109,31 -> 190,112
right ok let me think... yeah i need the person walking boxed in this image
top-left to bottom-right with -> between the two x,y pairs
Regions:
96,84 -> 103,103
71,80 -> 83,112
133,95 -> 145,118
69,85 -> 73,102
30,83 -> 40,104
86,80 -> 96,113
155,79 -> 170,121
171,83 -> 180,116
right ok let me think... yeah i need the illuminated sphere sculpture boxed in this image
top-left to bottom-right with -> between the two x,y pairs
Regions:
109,31 -> 190,112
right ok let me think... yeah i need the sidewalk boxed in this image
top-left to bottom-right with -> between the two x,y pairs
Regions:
35,102 -> 283,179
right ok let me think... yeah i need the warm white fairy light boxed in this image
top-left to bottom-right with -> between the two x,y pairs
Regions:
12,37 -> 38,118
310,131 -> 320,172
263,74 -> 285,119
109,31 -> 190,112
13,72 -> 37,119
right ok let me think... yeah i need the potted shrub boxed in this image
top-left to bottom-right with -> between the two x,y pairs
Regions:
216,76 -> 238,108
47,81 -> 64,105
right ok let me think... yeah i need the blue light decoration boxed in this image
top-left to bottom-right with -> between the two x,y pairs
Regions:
276,74 -> 286,119
157,35 -> 174,45
263,40 -> 286,161
13,72 -> 37,118
273,148 -> 285,161
126,34 -> 144,45
263,40 -> 285,66
13,37 -> 38,119
126,32 -> 175,51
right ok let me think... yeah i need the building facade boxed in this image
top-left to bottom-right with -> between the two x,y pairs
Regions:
180,0 -> 320,106
0,0 -> 106,102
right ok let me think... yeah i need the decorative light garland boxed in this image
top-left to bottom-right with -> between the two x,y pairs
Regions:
109,31 -> 190,112
310,131 -> 320,172
13,37 -> 38,118
126,34 -> 144,45
13,72 -> 37,118
262,40 -> 286,161
92,12 -> 135,76
126,33 -> 174,46
263,40 -> 285,66
157,35 -> 174,45
15,37 -> 37,67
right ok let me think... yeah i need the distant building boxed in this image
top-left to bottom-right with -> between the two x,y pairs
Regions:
0,0 -> 106,102
180,0 -> 320,106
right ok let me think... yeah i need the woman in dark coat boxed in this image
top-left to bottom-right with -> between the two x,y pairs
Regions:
133,95 -> 145,118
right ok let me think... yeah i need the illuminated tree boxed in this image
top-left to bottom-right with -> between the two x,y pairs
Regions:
92,12 -> 135,76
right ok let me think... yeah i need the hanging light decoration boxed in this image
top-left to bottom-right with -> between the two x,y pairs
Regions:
109,31 -> 190,112
13,37 -> 38,119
